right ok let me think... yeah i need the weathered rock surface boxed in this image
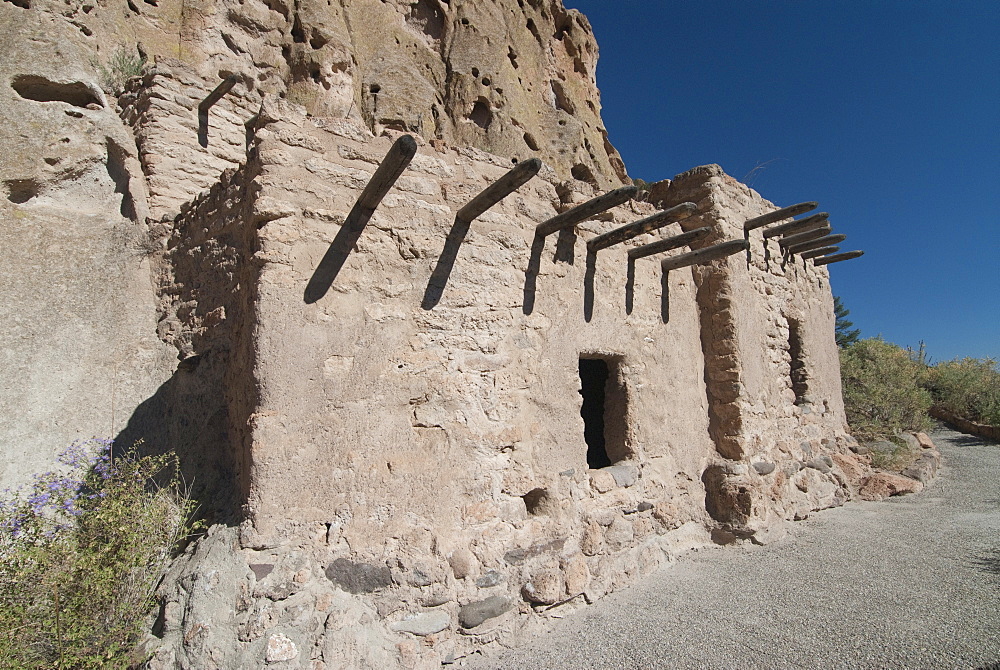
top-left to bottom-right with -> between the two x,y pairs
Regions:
0,5 -> 175,489
858,472 -> 924,501
12,0 -> 627,190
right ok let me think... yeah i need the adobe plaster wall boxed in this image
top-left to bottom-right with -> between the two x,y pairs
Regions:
138,79 -> 868,666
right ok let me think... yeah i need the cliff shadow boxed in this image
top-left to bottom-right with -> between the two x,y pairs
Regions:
113,350 -> 241,526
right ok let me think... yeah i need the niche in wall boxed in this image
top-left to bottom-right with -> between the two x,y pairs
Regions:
788,319 -> 809,405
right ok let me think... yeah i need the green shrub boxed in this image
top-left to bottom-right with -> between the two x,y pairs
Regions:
839,337 -> 932,442
96,47 -> 147,95
924,357 -> 1000,426
0,440 -> 197,669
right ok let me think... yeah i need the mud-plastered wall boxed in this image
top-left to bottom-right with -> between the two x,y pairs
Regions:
653,166 -> 856,536
147,98 -> 870,668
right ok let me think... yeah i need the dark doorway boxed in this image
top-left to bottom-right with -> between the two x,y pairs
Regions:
579,356 -> 629,468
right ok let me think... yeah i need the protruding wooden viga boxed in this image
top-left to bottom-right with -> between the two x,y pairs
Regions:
587,202 -> 697,252
785,234 -> 847,255
628,227 -> 712,260
799,245 -> 839,260
780,225 -> 833,249
814,250 -> 864,266
762,212 -> 830,238
743,201 -> 818,231
660,240 -> 749,272
456,158 -> 541,224
303,134 -> 418,304
535,186 -> 637,237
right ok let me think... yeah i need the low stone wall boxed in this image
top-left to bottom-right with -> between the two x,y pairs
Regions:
930,406 -> 1000,441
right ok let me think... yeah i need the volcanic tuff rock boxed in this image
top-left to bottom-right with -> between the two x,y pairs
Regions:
7,0 -> 627,189
0,6 -> 176,488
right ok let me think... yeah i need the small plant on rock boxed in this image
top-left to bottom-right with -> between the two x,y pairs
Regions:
0,440 -> 197,669
96,46 -> 147,95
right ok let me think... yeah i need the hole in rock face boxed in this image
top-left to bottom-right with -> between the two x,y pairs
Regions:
5,179 -> 39,204
407,0 -> 444,41
508,47 -> 518,69
291,14 -> 306,43
469,98 -> 492,130
523,132 -> 539,151
369,83 -> 381,94
579,356 -> 630,469
11,75 -> 103,108
526,18 -> 541,43
309,28 -> 328,50
571,163 -> 596,186
522,488 -> 553,515
5,0 -> 31,8
481,76 -> 491,86
471,67 -> 479,78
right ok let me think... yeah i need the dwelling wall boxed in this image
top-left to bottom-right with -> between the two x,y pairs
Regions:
234,102 -> 719,548
118,60 -> 262,221
653,166 -> 855,534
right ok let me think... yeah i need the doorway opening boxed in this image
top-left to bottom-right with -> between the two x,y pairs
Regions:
579,355 -> 629,468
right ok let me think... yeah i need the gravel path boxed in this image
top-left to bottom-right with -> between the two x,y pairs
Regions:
466,428 -> 1000,670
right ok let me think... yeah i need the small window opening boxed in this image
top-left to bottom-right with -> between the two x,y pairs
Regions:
579,356 -> 629,468
788,319 -> 808,404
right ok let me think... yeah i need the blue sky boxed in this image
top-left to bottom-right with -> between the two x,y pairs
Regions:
564,1 -> 999,362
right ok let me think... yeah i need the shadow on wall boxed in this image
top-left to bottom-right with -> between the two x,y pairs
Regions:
113,351 -> 241,526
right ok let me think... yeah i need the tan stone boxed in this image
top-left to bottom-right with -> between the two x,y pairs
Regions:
580,521 -> 604,557
561,554 -> 590,596
521,568 -> 564,605
832,451 -> 869,492
447,549 -> 475,580
915,432 -> 936,450
590,471 -> 616,494
858,473 -> 924,501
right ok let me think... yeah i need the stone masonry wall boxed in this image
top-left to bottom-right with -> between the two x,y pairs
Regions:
119,60 -> 263,222
653,166 -> 855,537
140,93 -> 870,668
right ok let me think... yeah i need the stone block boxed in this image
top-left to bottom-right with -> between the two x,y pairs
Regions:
458,596 -> 511,629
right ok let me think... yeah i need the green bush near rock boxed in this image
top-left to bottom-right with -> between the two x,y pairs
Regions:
95,46 -> 147,95
0,440 -> 197,669
839,337 -> 933,443
924,357 -> 1000,426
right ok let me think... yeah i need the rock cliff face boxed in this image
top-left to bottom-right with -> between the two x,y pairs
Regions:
9,0 -> 627,188
0,7 -> 176,488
